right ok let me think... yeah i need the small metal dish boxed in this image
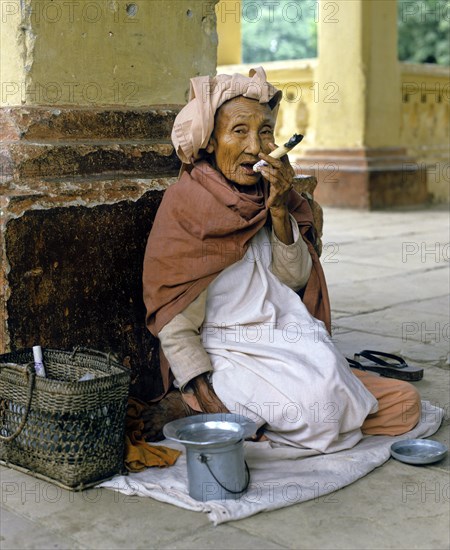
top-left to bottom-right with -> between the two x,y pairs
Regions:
163,413 -> 257,447
390,439 -> 448,465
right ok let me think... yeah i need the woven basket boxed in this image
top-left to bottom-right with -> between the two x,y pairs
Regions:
0,347 -> 130,490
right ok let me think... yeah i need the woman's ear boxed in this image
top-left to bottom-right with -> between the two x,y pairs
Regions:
205,133 -> 216,154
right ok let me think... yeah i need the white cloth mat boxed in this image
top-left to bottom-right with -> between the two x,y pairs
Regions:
99,401 -> 444,525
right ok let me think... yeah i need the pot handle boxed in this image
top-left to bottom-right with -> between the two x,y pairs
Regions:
199,454 -> 251,495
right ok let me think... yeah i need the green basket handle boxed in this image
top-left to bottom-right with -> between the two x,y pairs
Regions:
0,363 -> 35,442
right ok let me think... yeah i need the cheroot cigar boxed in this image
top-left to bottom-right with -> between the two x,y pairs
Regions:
253,133 -> 304,172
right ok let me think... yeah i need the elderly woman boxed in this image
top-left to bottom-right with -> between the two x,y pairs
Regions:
142,68 -> 420,451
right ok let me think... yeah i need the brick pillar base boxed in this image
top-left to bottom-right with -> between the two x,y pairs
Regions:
1,106 -> 181,400
293,148 -> 428,209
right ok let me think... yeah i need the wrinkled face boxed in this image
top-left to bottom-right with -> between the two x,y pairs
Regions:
206,96 -> 276,185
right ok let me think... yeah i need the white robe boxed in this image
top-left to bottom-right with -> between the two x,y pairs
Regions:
201,227 -> 378,453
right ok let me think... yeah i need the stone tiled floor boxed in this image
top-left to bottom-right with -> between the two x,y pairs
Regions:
1,206 -> 449,549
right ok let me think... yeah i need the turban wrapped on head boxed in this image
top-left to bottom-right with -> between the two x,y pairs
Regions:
171,67 -> 282,165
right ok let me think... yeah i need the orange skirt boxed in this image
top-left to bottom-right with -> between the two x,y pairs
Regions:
353,368 -> 421,436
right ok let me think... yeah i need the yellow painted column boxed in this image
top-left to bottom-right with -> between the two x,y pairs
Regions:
314,0 -> 401,148
296,0 -> 427,208
0,0 -> 220,366
216,0 -> 242,65
0,1 -> 24,104
0,0 -> 219,106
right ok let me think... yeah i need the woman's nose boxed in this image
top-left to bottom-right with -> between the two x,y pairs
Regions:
244,133 -> 261,155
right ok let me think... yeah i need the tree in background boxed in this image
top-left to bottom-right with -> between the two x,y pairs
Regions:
398,0 -> 449,65
242,0 -> 318,63
242,0 -> 449,66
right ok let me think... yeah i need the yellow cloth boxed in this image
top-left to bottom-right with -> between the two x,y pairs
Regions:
124,398 -> 181,472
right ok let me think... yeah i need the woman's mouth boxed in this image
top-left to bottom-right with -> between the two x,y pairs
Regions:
240,163 -> 257,175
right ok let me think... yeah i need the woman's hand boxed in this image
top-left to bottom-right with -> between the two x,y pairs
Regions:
258,143 -> 295,211
258,143 -> 295,245
191,373 -> 229,414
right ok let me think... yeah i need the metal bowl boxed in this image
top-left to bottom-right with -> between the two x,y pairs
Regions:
390,439 -> 448,465
163,413 -> 257,447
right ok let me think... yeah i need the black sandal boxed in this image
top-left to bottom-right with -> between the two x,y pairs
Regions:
348,350 -> 423,381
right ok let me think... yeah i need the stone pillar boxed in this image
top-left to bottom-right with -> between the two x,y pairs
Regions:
295,0 -> 427,208
216,0 -> 242,65
0,0 -> 219,399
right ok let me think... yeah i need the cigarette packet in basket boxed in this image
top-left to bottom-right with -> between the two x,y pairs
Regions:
0,347 -> 130,490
